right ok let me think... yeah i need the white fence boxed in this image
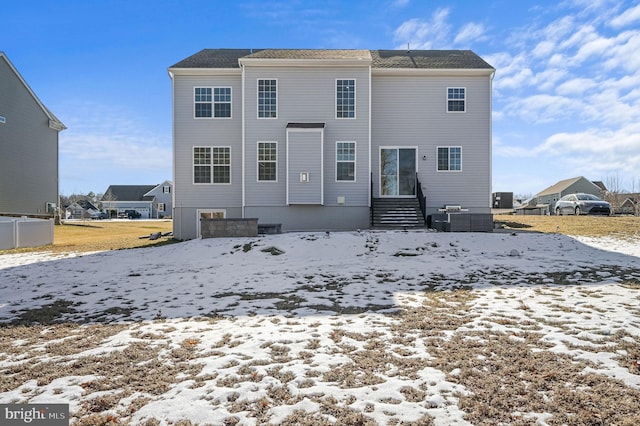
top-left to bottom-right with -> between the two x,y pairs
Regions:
0,216 -> 54,250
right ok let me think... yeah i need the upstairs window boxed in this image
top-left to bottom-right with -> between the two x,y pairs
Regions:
336,79 -> 355,118
258,142 -> 277,181
437,146 -> 461,171
258,79 -> 277,118
162,185 -> 171,193
447,87 -> 466,112
193,146 -> 231,183
336,142 -> 356,181
194,87 -> 212,118
213,87 -> 232,118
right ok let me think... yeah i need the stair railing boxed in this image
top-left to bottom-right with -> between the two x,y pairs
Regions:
416,173 -> 427,225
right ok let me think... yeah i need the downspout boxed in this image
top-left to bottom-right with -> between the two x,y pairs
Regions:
489,70 -> 495,212
241,63 -> 246,218
368,64 -> 372,208
168,70 -> 177,235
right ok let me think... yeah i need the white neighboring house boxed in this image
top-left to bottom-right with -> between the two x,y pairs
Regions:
102,182 -> 173,219
169,49 -> 495,240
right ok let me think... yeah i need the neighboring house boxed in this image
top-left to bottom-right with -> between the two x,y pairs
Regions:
65,200 -> 100,219
102,182 -> 173,219
610,193 -> 639,215
168,49 -> 495,240
143,180 -> 173,218
0,52 -> 66,217
537,176 -> 605,215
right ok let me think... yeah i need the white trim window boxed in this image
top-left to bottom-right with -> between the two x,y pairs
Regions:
157,203 -> 165,212
194,87 -> 213,118
195,87 -> 232,118
336,79 -> 355,118
437,146 -> 462,171
162,185 -> 171,193
258,141 -> 277,182
213,87 -> 232,118
193,146 -> 231,183
447,87 -> 466,112
336,141 -> 356,181
258,79 -> 277,118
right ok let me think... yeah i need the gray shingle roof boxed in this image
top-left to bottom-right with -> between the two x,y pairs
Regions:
371,50 -> 494,69
170,49 -> 255,68
103,185 -> 157,201
245,49 -> 371,60
170,49 -> 494,70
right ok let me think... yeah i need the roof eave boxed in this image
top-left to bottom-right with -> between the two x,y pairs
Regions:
168,67 -> 241,76
238,58 -> 373,67
372,67 -> 495,76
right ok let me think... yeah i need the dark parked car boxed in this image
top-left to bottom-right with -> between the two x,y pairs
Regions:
118,209 -> 141,219
555,193 -> 611,216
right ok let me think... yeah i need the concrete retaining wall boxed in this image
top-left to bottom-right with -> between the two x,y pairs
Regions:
201,218 -> 258,238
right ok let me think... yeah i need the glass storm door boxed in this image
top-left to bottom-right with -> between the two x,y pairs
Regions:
380,148 -> 416,197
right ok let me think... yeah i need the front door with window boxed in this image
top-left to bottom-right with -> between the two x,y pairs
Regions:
380,148 -> 416,197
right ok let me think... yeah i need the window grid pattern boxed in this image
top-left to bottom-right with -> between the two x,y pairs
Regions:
258,142 -> 277,181
213,87 -> 231,118
212,147 -> 231,183
258,79 -> 277,118
437,147 -> 461,171
336,142 -> 356,181
336,79 -> 355,118
193,147 -> 231,183
447,87 -> 465,112
195,87 -> 212,118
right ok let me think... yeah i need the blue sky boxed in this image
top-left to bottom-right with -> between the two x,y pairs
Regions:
3,0 -> 640,197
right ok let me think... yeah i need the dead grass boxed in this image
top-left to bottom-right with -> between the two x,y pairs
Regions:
0,220 -> 174,255
494,214 -> 640,239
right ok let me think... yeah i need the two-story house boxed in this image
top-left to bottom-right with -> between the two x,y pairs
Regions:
169,49 -> 494,240
0,52 -> 66,217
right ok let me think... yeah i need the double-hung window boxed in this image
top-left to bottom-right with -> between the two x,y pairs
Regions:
195,87 -> 231,118
258,79 -> 277,118
194,87 -> 212,118
213,87 -> 231,118
437,147 -> 461,171
336,142 -> 356,181
193,146 -> 231,183
447,87 -> 466,112
336,79 -> 355,118
258,142 -> 277,181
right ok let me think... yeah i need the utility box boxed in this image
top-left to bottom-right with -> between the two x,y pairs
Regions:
492,192 -> 514,209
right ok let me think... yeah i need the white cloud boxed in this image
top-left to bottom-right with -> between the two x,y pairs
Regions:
538,122 -> 640,168
556,77 -> 597,95
391,0 -> 410,8
454,22 -> 486,45
393,8 -> 451,49
609,3 -> 640,28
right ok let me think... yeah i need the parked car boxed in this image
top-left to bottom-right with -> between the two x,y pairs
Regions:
554,193 -> 611,216
90,211 -> 108,220
117,210 -> 141,219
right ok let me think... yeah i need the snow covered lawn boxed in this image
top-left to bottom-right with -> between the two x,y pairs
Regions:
1,230 -> 639,425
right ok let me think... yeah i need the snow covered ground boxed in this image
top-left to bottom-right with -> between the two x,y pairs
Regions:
1,230 -> 639,425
